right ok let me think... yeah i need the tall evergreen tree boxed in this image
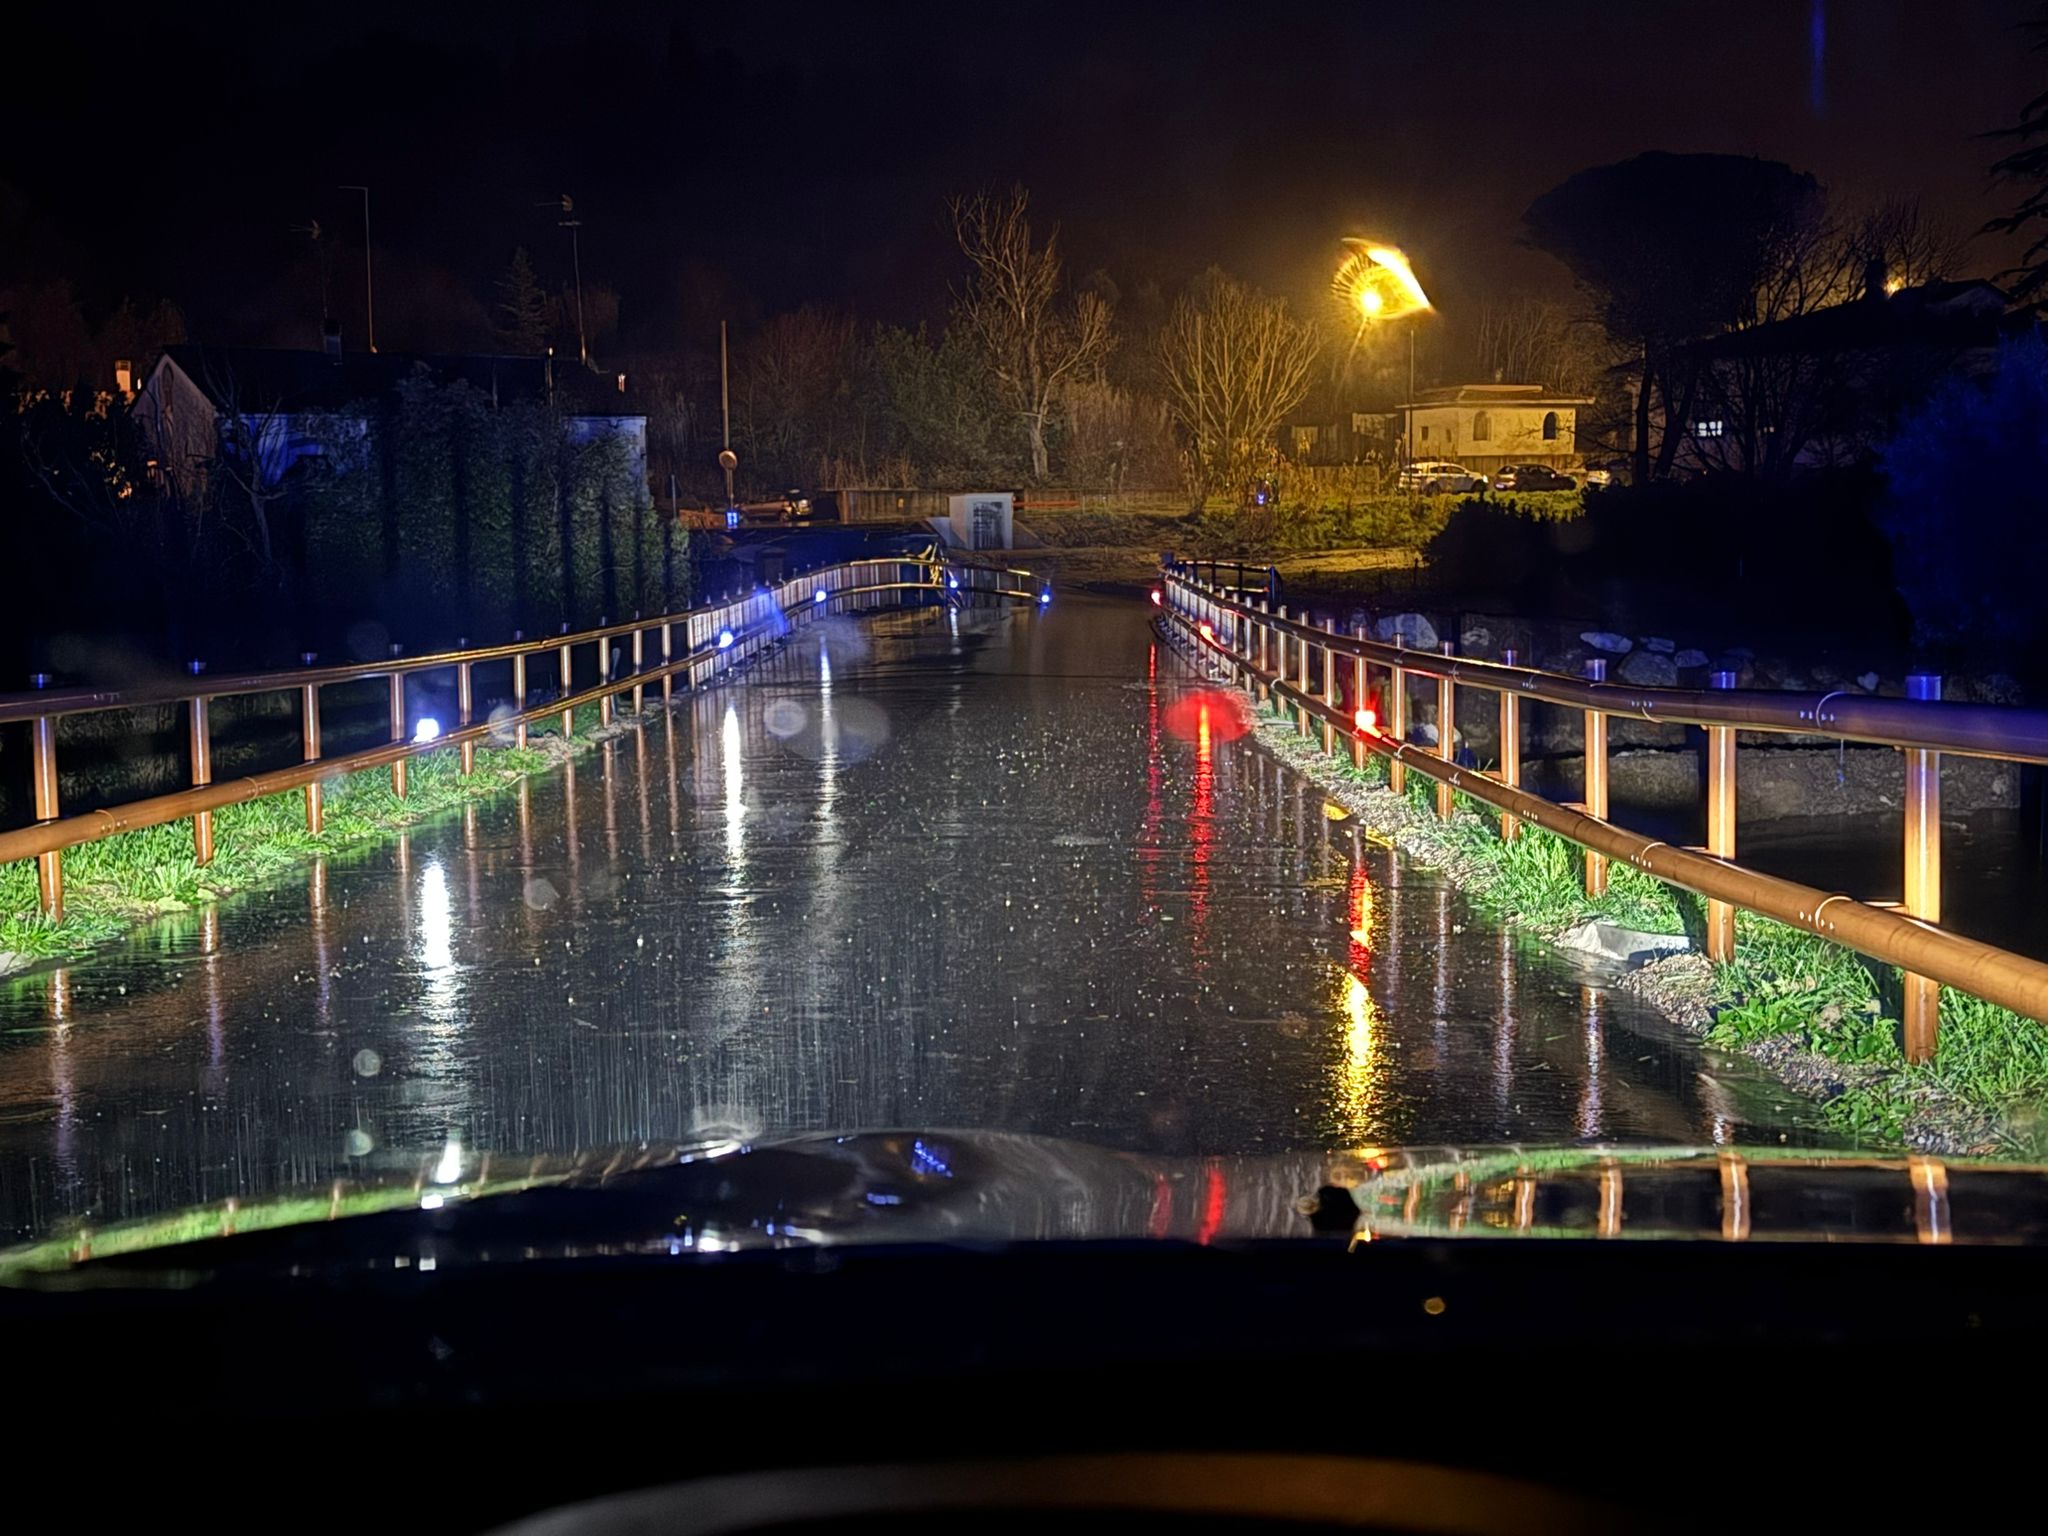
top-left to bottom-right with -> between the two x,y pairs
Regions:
494,247 -> 550,353
1986,7 -> 2048,305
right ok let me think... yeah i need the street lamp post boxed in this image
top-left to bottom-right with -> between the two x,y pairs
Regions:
340,184 -> 375,351
537,195 -> 588,365
1333,240 -> 1431,471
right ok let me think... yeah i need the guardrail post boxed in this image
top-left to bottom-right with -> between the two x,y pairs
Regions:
1352,626 -> 1369,772
1705,668 -> 1738,961
597,618 -> 614,727
1388,638 -> 1407,794
660,621 -> 673,702
1295,610 -> 1311,739
300,655 -> 324,836
186,660 -> 213,864
631,621 -> 645,715
1321,618 -> 1338,755
1499,648 -> 1521,841
29,673 -> 62,919
387,646 -> 408,799
1903,672 -> 1944,1062
1275,604 -> 1290,719
512,634 -> 529,750
1257,599 -> 1271,692
559,627 -> 575,738
1436,641 -> 1456,820
456,641 -> 476,776
1583,656 -> 1608,896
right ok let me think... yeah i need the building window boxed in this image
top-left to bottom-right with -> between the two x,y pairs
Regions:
1420,424 -> 1430,441
1694,419 -> 1725,438
1471,410 -> 1491,442
1292,425 -> 1320,454
1542,410 -> 1559,440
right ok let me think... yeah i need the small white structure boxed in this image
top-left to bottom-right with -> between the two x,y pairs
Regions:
1398,384 -> 1592,474
948,491 -> 1014,551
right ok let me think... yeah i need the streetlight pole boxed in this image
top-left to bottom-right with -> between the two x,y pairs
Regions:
1407,327 -> 1416,463
720,321 -> 736,508
563,218 -> 587,365
340,185 -> 375,351
537,195 -> 587,365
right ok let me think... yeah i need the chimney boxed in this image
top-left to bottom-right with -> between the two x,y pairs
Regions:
322,318 -> 343,360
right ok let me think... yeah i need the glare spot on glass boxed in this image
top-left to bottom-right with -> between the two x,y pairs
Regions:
432,1137 -> 464,1185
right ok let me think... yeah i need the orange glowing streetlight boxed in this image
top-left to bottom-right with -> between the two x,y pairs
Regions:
1334,239 -> 1432,462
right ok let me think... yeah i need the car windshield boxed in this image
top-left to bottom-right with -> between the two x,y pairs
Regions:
6,3 -> 2048,1281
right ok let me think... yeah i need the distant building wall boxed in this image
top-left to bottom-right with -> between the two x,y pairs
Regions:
1409,403 -> 1576,471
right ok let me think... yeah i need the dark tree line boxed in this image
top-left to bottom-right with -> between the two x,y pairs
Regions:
3,368 -> 682,680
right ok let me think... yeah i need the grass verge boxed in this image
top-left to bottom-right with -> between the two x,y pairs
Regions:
0,703 -> 609,979
1249,699 -> 2048,1154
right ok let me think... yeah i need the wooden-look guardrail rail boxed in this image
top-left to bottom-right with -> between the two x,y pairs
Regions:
2,557 -> 1046,923
1160,560 -> 2048,1059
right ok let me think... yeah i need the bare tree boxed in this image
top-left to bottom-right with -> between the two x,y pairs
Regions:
1157,270 -> 1321,507
1472,296 -> 1608,391
1686,196 -> 1972,480
738,306 -> 859,487
949,186 -> 1114,482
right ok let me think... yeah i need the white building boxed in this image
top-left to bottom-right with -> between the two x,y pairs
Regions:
1398,384 -> 1591,474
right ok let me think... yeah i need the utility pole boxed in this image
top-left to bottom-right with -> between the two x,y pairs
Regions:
563,217 -> 587,365
538,194 -> 587,364
718,321 -> 738,515
340,185 -> 375,351
1406,328 -> 1416,462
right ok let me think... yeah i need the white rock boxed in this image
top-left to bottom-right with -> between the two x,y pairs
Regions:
1857,672 -> 1880,692
1557,920 -> 1690,968
1641,636 -> 1676,654
1580,630 -> 1633,654
1675,649 -> 1710,669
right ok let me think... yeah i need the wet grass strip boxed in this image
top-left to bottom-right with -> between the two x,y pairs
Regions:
0,704 -> 612,978
1252,704 -> 2048,1154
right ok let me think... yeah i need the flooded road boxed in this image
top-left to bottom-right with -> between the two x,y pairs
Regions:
0,597 -> 1818,1239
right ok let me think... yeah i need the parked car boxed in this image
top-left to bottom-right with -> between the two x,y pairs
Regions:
1491,463 -> 1577,492
1579,458 -> 1627,489
1397,460 -> 1486,494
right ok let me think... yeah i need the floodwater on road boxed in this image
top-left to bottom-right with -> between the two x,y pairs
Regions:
0,596 -> 1823,1240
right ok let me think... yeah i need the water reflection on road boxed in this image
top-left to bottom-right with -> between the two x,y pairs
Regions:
0,597 -> 1818,1239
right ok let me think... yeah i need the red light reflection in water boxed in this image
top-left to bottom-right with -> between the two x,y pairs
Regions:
1138,645 -> 1162,919
1161,689 -> 1250,744
1189,702 -> 1214,971
1347,857 -> 1374,976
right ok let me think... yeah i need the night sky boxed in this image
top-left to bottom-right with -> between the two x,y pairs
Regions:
8,0 -> 2039,352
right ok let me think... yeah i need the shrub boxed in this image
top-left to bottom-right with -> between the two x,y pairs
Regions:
1879,336 -> 2048,684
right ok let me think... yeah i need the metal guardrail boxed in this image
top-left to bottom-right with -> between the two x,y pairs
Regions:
2,557 -> 1047,921
1159,560 -> 2048,1057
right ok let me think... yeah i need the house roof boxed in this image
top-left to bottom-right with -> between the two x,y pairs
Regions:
1399,384 -> 1596,409
1683,279 -> 2025,361
154,344 -> 645,417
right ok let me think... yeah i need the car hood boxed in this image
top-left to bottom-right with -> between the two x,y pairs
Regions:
8,1134 -> 2048,1283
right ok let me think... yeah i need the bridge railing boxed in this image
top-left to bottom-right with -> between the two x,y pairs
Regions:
1159,560 -> 2048,1057
1,557 -> 1045,921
